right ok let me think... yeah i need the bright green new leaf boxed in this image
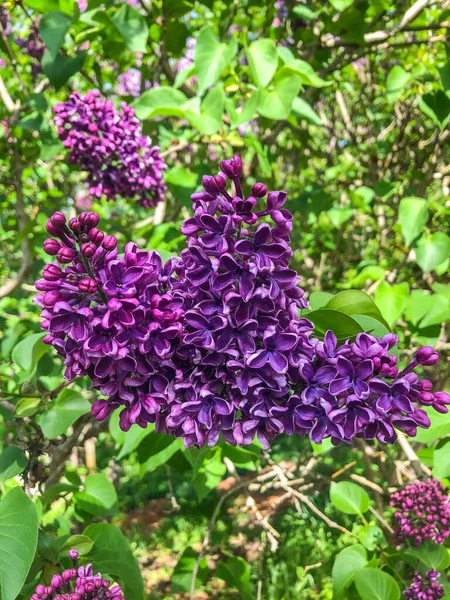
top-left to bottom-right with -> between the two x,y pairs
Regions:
0,445 -> 27,483
75,474 -> 119,517
133,87 -> 188,119
246,39 -> 278,88
386,66 -> 412,103
329,0 -> 354,9
433,441 -> 450,480
374,281 -> 409,326
398,197 -> 428,246
258,75 -> 302,120
330,481 -> 370,514
0,487 -> 38,600
415,232 -> 450,272
12,332 -> 47,373
292,97 -> 323,125
194,27 -> 237,94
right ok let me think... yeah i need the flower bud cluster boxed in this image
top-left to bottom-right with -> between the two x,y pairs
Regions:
30,550 -> 124,600
403,570 -> 445,599
53,91 -> 167,207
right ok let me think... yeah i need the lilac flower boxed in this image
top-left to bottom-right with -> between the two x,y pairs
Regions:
53,91 -> 167,207
403,570 -> 444,599
390,479 -> 450,547
35,157 -> 449,450
30,549 -> 124,600
15,19 -> 45,79
0,5 -> 11,35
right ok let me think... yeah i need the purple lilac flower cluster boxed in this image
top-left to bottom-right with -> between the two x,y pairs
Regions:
403,570 -> 445,599
30,550 -> 124,600
35,157 -> 450,448
0,5 -> 11,35
53,90 -> 167,207
390,479 -> 450,547
15,19 -> 45,79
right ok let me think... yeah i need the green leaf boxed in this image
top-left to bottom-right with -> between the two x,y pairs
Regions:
171,546 -> 208,593
109,411 -> 153,460
374,281 -> 409,326
257,74 -> 302,120
438,62 -> 450,92
137,432 -> 183,473
405,290 -> 433,326
309,291 -> 334,310
329,0 -> 354,9
357,525 -> 385,551
408,542 -> 450,571
133,87 -> 187,119
193,449 -> 226,501
347,266 -> 385,287
221,444 -> 260,470
415,407 -> 450,443
84,523 -> 144,600
111,4 -> 148,53
23,0 -> 60,10
292,97 -> 323,125
75,473 -> 118,517
0,487 -> 38,600
15,397 -> 41,418
325,290 -> 390,330
293,4 -> 319,20
42,50 -> 87,90
216,555 -> 252,600
330,481 -> 370,515
38,388 -> 90,439
229,91 -> 259,127
415,232 -> 450,272
419,294 -> 450,329
281,59 -> 331,88
60,534 -> 94,557
352,315 -> 391,339
194,27 -> 237,94
386,66 -> 412,103
0,445 -> 27,483
354,568 -> 400,600
419,91 -> 450,128
39,11 -> 72,57
433,441 -> 450,480
332,544 -> 367,597
307,309 -> 363,339
246,39 -> 278,88
12,332 -> 47,373
398,197 -> 428,246
187,84 -> 224,134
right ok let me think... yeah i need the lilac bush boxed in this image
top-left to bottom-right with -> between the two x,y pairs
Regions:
30,550 -> 124,600
403,570 -> 445,599
35,156 -> 450,449
390,479 -> 450,547
53,90 -> 167,207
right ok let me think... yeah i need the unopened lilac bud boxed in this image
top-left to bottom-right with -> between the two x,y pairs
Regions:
43,264 -> 62,281
69,549 -> 79,561
79,211 -> 100,229
43,290 -> 62,308
89,227 -> 104,245
79,278 -> 97,293
220,155 -> 242,179
416,346 -> 439,366
57,247 -> 77,264
43,238 -> 61,256
69,218 -> 81,233
51,211 -> 66,227
80,242 -> 97,258
252,182 -> 268,197
46,220 -> 60,236
102,235 -> 117,251
62,569 -> 74,582
202,175 -> 223,195
51,575 -> 63,589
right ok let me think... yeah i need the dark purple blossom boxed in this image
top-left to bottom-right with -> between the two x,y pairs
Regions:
35,157 -> 449,450
390,479 -> 450,547
403,570 -> 445,599
53,90 -> 167,207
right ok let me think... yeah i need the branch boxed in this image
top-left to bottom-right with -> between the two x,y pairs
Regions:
0,146 -> 33,299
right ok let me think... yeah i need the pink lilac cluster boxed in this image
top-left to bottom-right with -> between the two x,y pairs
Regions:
15,19 -> 45,78
76,0 -> 88,12
403,570 -> 445,599
53,90 -> 167,207
390,479 -> 450,547
117,68 -> 153,97
30,550 -> 124,600
35,157 -> 450,448
0,5 -> 11,35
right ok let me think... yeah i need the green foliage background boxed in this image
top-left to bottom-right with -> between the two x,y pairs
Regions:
0,0 -> 449,598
